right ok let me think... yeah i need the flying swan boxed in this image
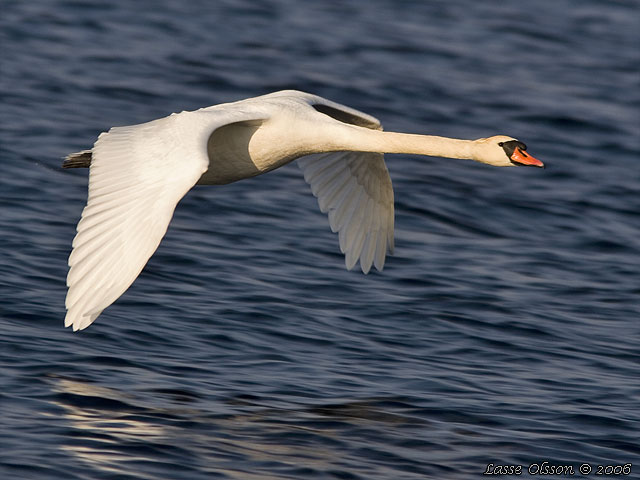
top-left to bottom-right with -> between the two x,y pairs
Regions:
63,90 -> 543,331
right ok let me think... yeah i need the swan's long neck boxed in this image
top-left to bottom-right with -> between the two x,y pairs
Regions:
200,117 -> 480,186
332,125 -> 476,160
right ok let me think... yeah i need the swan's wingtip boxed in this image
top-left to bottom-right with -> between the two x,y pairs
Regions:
64,312 -> 80,331
64,310 -> 101,331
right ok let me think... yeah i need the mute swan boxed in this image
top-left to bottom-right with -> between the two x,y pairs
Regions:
63,90 -> 543,331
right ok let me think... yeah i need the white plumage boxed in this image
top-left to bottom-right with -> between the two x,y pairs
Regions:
298,151 -> 393,273
64,90 -> 542,331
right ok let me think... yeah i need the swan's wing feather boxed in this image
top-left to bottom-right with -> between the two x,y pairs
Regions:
293,92 -> 393,274
65,108 -> 264,331
298,151 -> 394,273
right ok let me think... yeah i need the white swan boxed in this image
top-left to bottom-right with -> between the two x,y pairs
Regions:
63,90 -> 543,331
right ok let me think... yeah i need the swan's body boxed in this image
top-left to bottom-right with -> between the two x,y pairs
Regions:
64,90 -> 542,331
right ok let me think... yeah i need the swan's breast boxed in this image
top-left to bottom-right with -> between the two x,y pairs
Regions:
197,116 -> 320,185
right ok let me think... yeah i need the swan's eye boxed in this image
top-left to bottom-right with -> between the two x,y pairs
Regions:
498,142 -> 504,147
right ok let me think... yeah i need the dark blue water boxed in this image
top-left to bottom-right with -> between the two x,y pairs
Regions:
1,1 -> 639,478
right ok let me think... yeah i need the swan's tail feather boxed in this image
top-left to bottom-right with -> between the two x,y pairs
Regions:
63,150 -> 92,168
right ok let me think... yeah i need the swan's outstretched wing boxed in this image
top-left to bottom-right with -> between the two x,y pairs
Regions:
65,90 -> 394,330
295,95 -> 394,274
298,151 -> 394,273
64,109 -> 263,331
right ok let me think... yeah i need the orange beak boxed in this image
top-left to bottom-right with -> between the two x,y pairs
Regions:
510,147 -> 544,168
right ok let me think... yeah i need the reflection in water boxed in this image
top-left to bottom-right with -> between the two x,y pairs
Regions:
45,375 -> 442,479
48,376 -> 170,478
48,376 -> 430,478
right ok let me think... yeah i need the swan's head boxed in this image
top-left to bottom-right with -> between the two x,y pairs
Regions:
474,135 -> 544,168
